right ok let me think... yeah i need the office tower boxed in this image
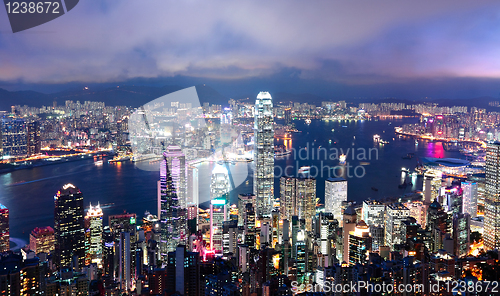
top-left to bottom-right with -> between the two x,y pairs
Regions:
54,184 -> 85,269
86,203 -> 103,265
159,147 -> 187,257
342,205 -> 357,263
102,226 -> 115,277
484,142 -> 500,250
348,220 -> 371,266
254,91 -> 275,217
426,200 -> 449,252
166,245 -> 200,296
210,195 -> 228,256
284,108 -> 292,125
0,204 -> 8,253
244,203 -> 256,248
462,181 -> 478,218
26,121 -> 40,156
279,176 -> 296,222
404,201 -> 428,229
220,107 -> 234,145
318,212 -> 337,263
238,194 -> 255,226
29,226 -> 55,255
384,203 -> 410,249
452,213 -> 470,257
186,165 -> 199,207
279,176 -> 316,231
223,220 -> 238,257
369,225 -> 384,251
109,213 -> 137,233
0,118 -> 27,158
361,200 -> 385,226
210,164 -> 231,199
325,178 -> 347,226
118,232 -> 131,292
423,170 -> 442,204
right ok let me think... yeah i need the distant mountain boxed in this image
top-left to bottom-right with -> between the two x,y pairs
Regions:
0,84 -> 230,111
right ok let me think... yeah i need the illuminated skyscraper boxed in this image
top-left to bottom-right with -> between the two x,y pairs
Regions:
423,170 -> 442,204
237,193 -> 255,227
253,92 -> 275,217
462,181 -> 478,218
361,200 -> 385,227
54,183 -> 85,269
384,203 -> 409,250
159,147 -> 187,257
279,176 -> 316,231
27,121 -> 41,156
325,178 -> 347,226
187,165 -> 199,207
0,204 -> 8,252
210,195 -> 228,256
348,220 -> 372,266
30,226 -> 55,255
85,203 -> 103,265
279,176 -> 296,222
484,142 -> 500,250
1,118 -> 27,158
210,164 -> 231,199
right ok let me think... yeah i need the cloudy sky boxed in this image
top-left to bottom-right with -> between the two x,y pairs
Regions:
1,0 -> 500,99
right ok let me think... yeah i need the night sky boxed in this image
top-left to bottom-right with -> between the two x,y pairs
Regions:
1,0 -> 500,99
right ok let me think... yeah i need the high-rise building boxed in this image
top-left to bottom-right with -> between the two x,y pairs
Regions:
342,205 -> 357,263
484,142 -> 500,250
26,121 -> 41,156
361,200 -> 385,227
254,91 -> 275,217
186,165 -> 199,207
54,184 -> 85,269
85,203 -> 103,265
295,177 -> 316,231
210,195 -> 228,256
423,170 -> 442,204
284,108 -> 292,125
223,220 -> 238,258
210,164 -> 231,199
29,226 -> 55,255
325,178 -> 347,226
279,176 -> 316,231
159,146 -> 187,258
404,201 -> 428,229
0,204 -> 8,252
452,213 -> 470,257
279,176 -> 296,222
384,203 -> 410,249
348,220 -> 371,266
237,193 -> 255,226
118,232 -> 131,292
0,118 -> 27,158
462,181 -> 478,218
166,245 -> 200,296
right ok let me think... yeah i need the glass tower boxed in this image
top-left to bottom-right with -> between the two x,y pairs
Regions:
484,142 -> 500,250
54,183 -> 85,270
253,92 -> 275,217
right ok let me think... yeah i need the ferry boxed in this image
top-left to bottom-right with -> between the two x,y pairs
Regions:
94,160 -> 104,166
305,118 -> 312,125
298,166 -> 311,174
339,154 -> 346,164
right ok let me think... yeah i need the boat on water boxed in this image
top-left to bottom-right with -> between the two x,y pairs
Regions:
298,166 -> 311,174
339,154 -> 347,164
371,187 -> 379,191
94,160 -> 103,166
305,118 -> 312,125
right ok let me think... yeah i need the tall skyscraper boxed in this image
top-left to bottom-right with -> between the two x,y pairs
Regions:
462,181 -> 478,218
187,165 -> 199,207
159,146 -> 187,258
54,183 -> 85,269
484,142 -> 500,250
30,226 -> 55,255
237,193 -> 255,227
254,91 -> 275,217
26,121 -> 41,156
361,200 -> 385,227
279,176 -> 316,231
210,195 -> 228,256
348,220 -> 372,266
210,164 -> 231,199
1,118 -> 27,158
423,170 -> 442,204
453,213 -> 470,257
384,203 -> 410,249
0,204 -> 8,252
325,178 -> 347,226
85,203 -> 103,265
